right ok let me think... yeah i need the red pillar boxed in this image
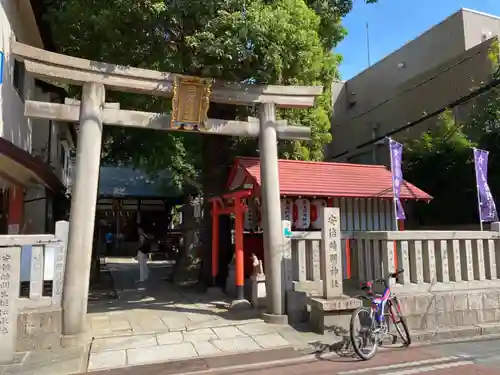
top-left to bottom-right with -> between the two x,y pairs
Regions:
8,187 -> 23,234
211,200 -> 219,283
234,201 -> 245,300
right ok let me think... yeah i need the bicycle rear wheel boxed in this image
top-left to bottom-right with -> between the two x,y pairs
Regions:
349,307 -> 379,360
388,296 -> 411,346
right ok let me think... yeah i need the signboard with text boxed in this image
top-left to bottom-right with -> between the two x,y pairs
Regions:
171,75 -> 212,130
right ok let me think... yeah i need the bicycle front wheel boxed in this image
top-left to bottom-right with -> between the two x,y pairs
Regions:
349,307 -> 379,360
389,296 -> 411,346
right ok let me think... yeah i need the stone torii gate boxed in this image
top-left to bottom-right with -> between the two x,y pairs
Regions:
11,41 -> 323,344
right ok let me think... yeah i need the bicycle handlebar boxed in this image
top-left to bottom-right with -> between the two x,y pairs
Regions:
361,269 -> 404,290
371,269 -> 404,284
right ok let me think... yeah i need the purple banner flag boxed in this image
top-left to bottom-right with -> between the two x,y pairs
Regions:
389,139 -> 406,220
473,148 -> 498,223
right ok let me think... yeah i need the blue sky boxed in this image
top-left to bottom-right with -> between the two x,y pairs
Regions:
337,0 -> 500,80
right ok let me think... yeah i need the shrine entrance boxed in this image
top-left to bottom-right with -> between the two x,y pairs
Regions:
11,40 -> 323,342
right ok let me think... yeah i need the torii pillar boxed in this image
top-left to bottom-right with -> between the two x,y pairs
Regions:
259,103 -> 287,324
61,82 -> 105,346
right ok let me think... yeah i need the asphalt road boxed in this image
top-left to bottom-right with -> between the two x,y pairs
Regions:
207,339 -> 500,375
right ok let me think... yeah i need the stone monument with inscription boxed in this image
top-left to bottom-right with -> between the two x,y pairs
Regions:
0,249 -> 19,363
307,207 -> 362,334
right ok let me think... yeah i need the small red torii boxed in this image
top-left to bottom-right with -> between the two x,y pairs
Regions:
208,189 -> 252,300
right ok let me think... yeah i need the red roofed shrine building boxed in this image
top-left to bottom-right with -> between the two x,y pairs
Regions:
228,157 -> 431,231
210,157 -> 431,292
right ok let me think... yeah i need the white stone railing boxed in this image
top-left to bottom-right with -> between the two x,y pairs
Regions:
284,231 -> 352,296
281,208 -> 344,300
0,221 -> 68,363
350,229 -> 500,292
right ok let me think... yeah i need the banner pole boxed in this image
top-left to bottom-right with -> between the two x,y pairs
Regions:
388,138 -> 399,232
473,148 -> 484,231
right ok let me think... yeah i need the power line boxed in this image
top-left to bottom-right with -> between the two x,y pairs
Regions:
349,50 -> 479,122
331,65 -> 500,159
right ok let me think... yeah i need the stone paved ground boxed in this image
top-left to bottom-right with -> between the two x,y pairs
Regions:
85,258 -> 342,372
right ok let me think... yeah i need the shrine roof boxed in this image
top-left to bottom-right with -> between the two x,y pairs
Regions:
229,157 -> 432,201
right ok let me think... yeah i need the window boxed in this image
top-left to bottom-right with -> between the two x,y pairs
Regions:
13,61 -> 25,99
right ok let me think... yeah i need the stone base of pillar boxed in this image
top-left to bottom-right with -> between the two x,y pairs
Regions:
229,299 -> 251,310
286,290 -> 309,325
251,274 -> 267,309
307,296 -> 363,334
262,312 -> 288,325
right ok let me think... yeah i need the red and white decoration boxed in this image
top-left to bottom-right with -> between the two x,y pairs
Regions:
310,199 -> 327,229
280,199 -> 294,223
294,199 -> 311,230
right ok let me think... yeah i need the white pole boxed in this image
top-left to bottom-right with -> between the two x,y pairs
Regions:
473,148 -> 484,231
388,138 -> 399,232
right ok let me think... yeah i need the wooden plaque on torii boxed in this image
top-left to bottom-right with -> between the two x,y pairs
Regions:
170,75 -> 212,130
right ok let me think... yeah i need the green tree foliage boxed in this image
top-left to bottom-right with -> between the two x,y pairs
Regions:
43,0 -> 378,284
44,0 -> 377,183
404,110 -> 478,226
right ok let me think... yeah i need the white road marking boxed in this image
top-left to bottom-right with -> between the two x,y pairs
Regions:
338,356 -> 462,374
383,360 -> 473,375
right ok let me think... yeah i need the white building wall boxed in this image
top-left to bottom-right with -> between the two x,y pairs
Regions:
462,9 -> 500,50
1,0 -> 68,233
0,0 -> 44,153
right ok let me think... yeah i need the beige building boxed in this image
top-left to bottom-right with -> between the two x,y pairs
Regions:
328,8 -> 500,166
0,1 -> 75,234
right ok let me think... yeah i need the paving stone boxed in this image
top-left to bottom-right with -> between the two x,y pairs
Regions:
183,328 -> 218,342
91,334 -> 158,352
138,317 -> 169,332
90,320 -> 112,330
127,342 -> 198,366
161,316 -> 188,331
211,337 -> 261,353
187,313 -> 216,322
157,331 -> 184,345
192,341 -> 222,357
88,350 -> 127,371
186,319 -> 234,331
110,319 -> 132,332
252,333 -> 291,349
236,322 -> 279,336
213,326 -> 248,339
92,328 -> 113,337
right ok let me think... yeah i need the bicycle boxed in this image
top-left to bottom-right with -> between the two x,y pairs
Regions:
349,269 -> 411,360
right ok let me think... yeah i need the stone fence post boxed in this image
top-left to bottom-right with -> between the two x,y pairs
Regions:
54,221 -> 69,307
